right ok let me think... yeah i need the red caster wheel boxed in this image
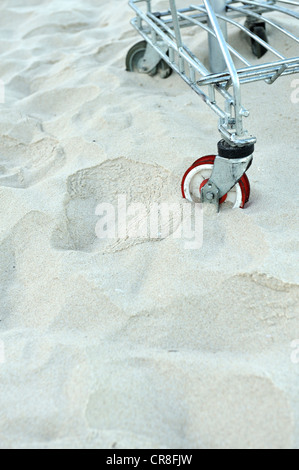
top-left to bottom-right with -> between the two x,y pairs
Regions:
181,155 -> 250,209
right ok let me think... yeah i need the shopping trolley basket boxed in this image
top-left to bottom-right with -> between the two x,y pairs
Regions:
126,0 -> 299,210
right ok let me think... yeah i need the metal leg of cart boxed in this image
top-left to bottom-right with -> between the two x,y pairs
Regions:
200,0 -> 254,210
208,0 -> 228,73
168,0 -> 254,211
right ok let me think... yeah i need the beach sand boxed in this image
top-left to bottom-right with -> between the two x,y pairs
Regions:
0,0 -> 298,449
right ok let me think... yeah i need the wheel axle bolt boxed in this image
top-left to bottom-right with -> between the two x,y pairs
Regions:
206,192 -> 215,201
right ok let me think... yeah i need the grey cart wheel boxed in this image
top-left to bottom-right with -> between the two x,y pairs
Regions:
126,41 -> 172,79
251,25 -> 268,59
245,20 -> 268,59
126,41 -> 158,76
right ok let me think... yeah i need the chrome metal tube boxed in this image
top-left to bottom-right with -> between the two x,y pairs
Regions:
207,0 -> 228,73
203,0 -> 244,135
178,11 -> 251,66
228,4 -> 299,43
233,0 -> 299,19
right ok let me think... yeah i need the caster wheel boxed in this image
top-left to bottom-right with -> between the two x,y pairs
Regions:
126,41 -> 172,78
245,21 -> 268,59
181,156 -> 250,209
126,41 -> 158,76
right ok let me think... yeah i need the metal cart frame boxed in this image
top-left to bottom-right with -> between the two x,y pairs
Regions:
127,0 -> 299,210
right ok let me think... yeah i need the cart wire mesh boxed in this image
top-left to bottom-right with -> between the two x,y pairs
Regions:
129,0 -> 299,145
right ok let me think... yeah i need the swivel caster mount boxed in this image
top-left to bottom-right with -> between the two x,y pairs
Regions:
182,141 -> 254,212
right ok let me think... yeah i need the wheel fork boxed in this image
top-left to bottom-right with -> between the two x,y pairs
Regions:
138,43 -> 168,73
201,141 -> 254,211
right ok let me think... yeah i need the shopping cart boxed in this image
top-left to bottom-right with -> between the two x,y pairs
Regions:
126,0 -> 299,210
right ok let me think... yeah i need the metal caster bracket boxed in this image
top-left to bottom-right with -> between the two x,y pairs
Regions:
201,154 -> 253,211
138,42 -> 168,73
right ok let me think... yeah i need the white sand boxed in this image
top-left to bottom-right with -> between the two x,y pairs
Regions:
0,0 -> 298,449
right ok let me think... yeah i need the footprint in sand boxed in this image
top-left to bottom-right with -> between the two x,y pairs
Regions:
0,114 -> 65,188
52,157 -> 181,253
